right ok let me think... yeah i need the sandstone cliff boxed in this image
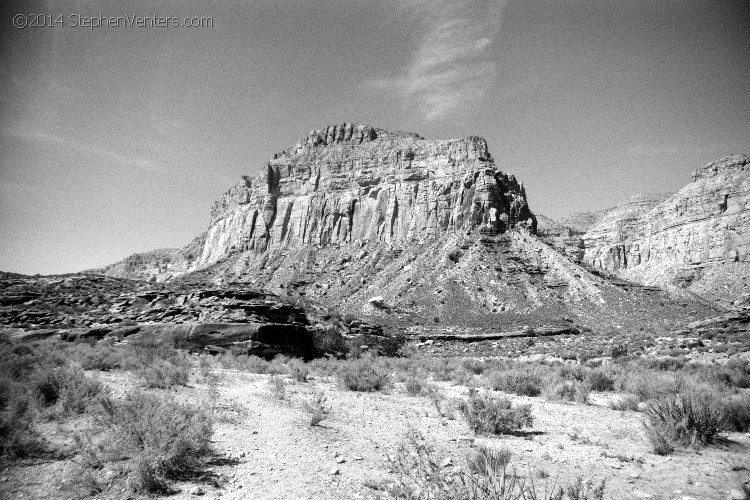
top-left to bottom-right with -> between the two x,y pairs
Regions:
198,124 -> 535,267
579,154 -> 750,305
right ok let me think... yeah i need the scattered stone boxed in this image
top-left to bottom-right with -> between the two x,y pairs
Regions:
189,486 -> 205,496
329,468 -> 340,476
730,489 -> 748,500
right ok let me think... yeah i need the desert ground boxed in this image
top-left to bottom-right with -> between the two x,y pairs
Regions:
1,329 -> 749,500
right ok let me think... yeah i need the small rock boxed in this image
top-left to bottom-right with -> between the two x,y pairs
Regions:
336,456 -> 346,464
189,486 -> 205,496
441,457 -> 453,467
329,468 -> 340,475
730,489 -> 748,500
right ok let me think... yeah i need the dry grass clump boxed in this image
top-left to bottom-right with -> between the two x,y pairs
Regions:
218,352 -> 270,373
644,390 -> 728,454
303,391 -> 330,426
543,380 -> 590,405
136,357 -> 191,389
458,389 -> 533,435
70,339 -> 124,371
287,358 -> 310,382
0,380 -> 44,459
32,365 -> 106,415
723,392 -> 750,432
388,430 -> 605,500
487,369 -> 543,397
82,391 -> 213,494
584,369 -> 615,392
404,376 -> 427,396
122,337 -> 192,388
267,375 -> 287,400
337,357 -> 391,392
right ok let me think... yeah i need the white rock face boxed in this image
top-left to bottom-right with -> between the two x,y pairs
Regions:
197,124 -> 534,267
582,154 -> 750,272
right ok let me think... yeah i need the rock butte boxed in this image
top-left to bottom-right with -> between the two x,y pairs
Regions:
198,123 -> 534,267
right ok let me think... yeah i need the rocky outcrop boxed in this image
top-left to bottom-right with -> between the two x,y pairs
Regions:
93,233 -> 207,282
583,155 -> 750,271
198,124 -> 534,267
579,154 -> 750,305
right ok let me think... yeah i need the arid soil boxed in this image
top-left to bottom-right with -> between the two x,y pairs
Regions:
2,352 -> 748,500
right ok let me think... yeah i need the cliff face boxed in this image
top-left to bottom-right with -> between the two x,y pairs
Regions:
198,124 -> 534,267
580,154 -> 750,305
583,155 -> 750,271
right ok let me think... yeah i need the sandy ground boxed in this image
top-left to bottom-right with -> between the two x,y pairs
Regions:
2,368 -> 749,500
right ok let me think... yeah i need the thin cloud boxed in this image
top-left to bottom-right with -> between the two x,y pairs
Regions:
2,129 -> 162,173
372,0 -> 506,120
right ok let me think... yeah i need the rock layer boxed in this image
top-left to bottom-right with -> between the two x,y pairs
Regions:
198,124 -> 534,267
583,155 -> 750,271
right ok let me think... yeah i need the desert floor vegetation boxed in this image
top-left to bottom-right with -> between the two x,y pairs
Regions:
1,332 -> 749,500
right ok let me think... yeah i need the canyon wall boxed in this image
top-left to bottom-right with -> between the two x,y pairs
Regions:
582,154 -> 750,273
197,124 -> 534,267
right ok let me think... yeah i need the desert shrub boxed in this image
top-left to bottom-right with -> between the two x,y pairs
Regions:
287,359 -> 310,382
307,357 -> 340,377
70,340 -> 123,371
337,358 -> 390,392
404,376 -> 425,396
623,370 -> 684,402
0,381 -> 44,459
267,375 -> 287,400
487,369 -> 542,397
713,360 -> 750,389
135,357 -> 190,389
557,477 -> 607,500
723,392 -> 750,432
644,391 -> 728,452
557,364 -> 588,382
94,391 -> 213,493
466,444 -> 512,477
266,355 -> 290,375
125,337 -> 182,369
608,344 -> 628,358
424,357 -> 459,382
389,430 -> 605,500
608,395 -> 640,412
458,390 -> 533,435
219,353 -> 269,373
462,359 -> 486,375
311,325 -> 347,356
544,379 -> 590,404
303,392 -> 330,426
586,369 -> 615,392
32,366 -> 105,415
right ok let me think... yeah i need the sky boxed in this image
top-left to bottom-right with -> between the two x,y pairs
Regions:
1,0 -> 748,275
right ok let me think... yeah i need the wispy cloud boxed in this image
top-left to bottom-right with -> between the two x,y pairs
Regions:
372,0 -> 506,120
2,129 -> 162,173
